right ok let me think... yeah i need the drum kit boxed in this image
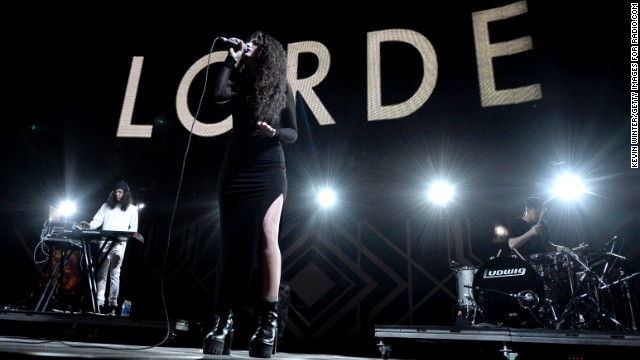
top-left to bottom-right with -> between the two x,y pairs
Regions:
451,242 -> 639,331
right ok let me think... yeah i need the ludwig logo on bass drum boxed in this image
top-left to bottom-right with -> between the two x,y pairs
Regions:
482,267 -> 527,278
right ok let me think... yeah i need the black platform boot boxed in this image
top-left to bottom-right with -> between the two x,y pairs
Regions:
248,300 -> 278,358
203,310 -> 234,355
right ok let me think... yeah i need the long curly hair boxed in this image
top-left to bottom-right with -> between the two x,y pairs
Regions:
236,31 -> 288,123
106,190 -> 133,211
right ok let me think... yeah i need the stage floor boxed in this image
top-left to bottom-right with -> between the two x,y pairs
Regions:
0,336 -> 385,360
2,309 -> 640,359
0,309 -> 381,359
375,323 -> 640,359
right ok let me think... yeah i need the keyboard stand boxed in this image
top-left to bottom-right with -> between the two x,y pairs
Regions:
82,235 -> 125,313
35,221 -> 137,313
81,238 -> 99,313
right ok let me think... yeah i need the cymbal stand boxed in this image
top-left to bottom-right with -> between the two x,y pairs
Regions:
619,273 -> 638,331
585,251 -> 622,328
554,246 -> 624,330
595,240 -> 638,330
471,288 -> 484,325
597,271 -> 640,331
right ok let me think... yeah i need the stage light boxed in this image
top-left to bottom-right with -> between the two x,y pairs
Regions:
137,203 -> 145,210
58,200 -> 77,217
317,188 -> 336,208
494,224 -> 508,238
552,174 -> 585,200
427,181 -> 454,205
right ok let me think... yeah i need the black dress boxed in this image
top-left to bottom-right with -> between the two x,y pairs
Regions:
211,56 -> 297,313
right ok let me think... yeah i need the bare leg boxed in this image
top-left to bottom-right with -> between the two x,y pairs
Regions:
261,194 -> 284,300
250,197 -> 284,358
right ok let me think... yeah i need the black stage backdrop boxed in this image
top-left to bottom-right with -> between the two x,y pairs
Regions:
2,1 -> 639,357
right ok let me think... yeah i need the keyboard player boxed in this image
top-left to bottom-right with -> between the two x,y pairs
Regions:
80,180 -> 138,315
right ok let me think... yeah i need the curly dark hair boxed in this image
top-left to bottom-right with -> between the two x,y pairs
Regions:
237,31 -> 288,123
106,190 -> 133,211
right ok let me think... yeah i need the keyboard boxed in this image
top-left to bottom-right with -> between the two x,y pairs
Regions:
40,221 -> 138,242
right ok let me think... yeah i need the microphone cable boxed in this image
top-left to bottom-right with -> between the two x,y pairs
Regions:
152,36 -> 225,348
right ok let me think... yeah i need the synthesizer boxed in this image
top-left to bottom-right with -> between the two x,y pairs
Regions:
40,220 -> 140,242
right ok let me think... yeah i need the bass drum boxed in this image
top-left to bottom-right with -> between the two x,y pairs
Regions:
473,256 -> 546,327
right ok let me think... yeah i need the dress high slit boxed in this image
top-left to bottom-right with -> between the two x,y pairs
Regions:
211,55 -> 298,315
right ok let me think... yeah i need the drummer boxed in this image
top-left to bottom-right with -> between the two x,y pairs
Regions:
506,197 -> 555,258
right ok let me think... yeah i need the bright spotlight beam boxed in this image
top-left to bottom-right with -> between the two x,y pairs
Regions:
58,200 -> 77,217
428,181 -> 454,205
317,188 -> 336,208
553,174 -> 585,200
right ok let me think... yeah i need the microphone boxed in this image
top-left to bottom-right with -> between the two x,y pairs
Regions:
514,290 -> 539,308
220,37 -> 248,53
519,292 -> 535,302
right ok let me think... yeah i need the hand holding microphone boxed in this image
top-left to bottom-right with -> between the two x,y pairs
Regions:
220,37 -> 248,59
